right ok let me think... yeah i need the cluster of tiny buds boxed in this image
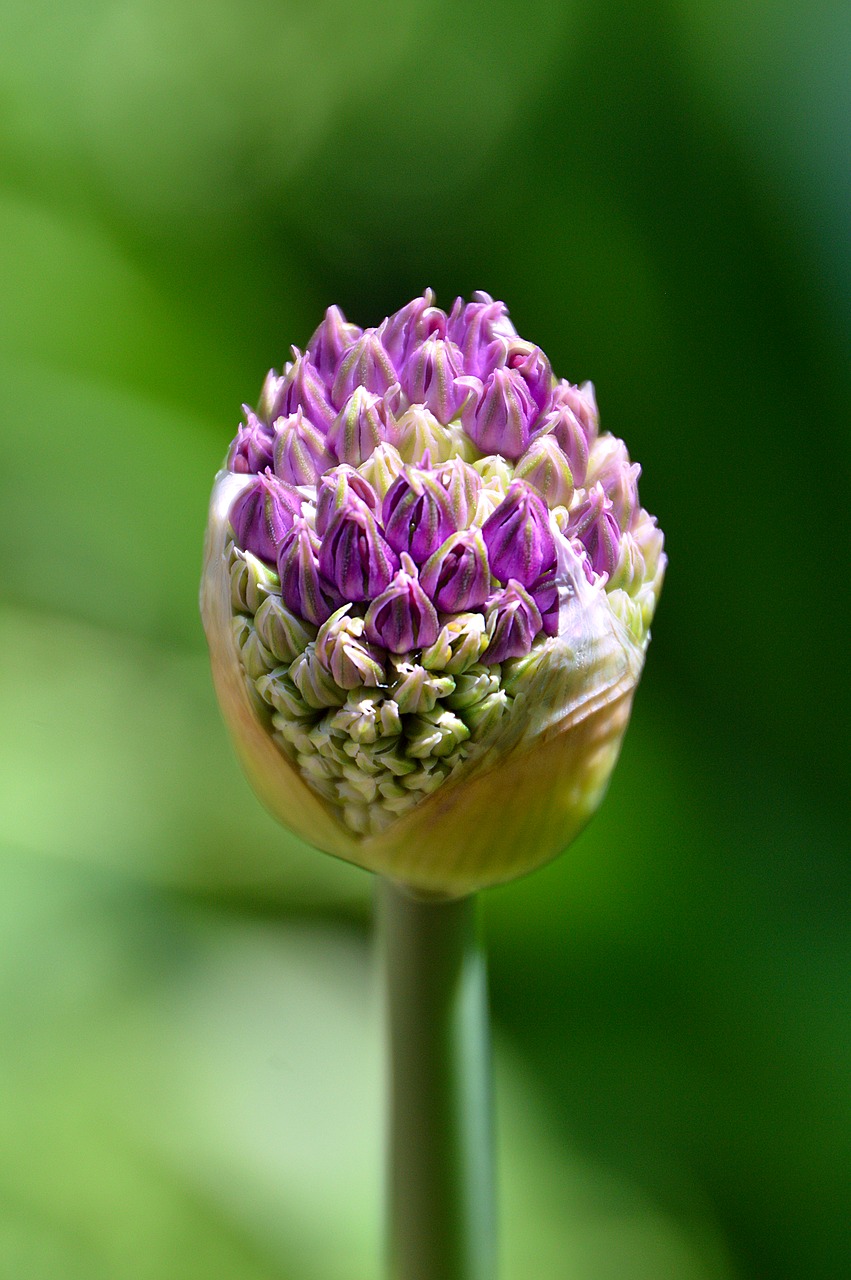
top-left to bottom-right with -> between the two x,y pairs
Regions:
223,291 -> 664,833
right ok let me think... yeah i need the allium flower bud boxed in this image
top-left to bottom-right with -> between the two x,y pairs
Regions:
447,291 -> 516,377
481,481 -> 557,587
277,517 -> 342,625
306,305 -> 362,382
278,350 -> 337,431
378,289 -> 445,366
514,434 -> 575,508
229,470 -> 302,563
434,456 -> 483,527
202,293 -> 665,893
382,466 -> 458,564
258,369 -> 286,424
314,606 -> 386,689
406,708 -> 470,759
633,509 -> 665,591
233,614 -> 275,680
318,500 -> 399,601
228,408 -> 275,474
331,692 -> 403,744
315,465 -> 380,536
328,386 -> 399,466
392,405 -> 445,464
419,529 -> 490,613
460,367 -> 539,460
401,335 -> 467,424
272,408 -> 334,485
357,442 -> 405,498
608,531 -> 645,595
421,613 -> 490,674
537,404 -> 591,488
256,667 -> 314,719
444,663 -> 501,711
390,660 -> 456,715
503,342 -> 553,414
290,644 -> 348,708
482,581 -> 542,663
253,593 -> 316,663
586,436 -> 641,532
463,688 -> 511,739
553,379 -> 599,442
331,331 -> 397,407
474,455 -> 514,489
364,554 -> 440,653
229,546 -> 279,615
569,484 -> 621,581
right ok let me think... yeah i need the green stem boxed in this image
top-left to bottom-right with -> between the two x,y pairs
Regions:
380,878 -> 496,1280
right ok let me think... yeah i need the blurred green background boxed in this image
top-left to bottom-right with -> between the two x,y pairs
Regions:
1,0 -> 848,1276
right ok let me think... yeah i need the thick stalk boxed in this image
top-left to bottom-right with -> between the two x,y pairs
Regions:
381,877 -> 496,1280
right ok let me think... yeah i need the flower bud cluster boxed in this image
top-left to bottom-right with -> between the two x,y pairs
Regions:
222,291 -> 665,835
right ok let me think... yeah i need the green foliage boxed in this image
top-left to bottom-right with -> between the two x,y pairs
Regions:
0,0 -> 848,1275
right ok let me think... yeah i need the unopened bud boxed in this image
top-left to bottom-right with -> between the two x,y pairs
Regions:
389,660 -> 455,714
273,408 -> 334,485
228,408 -> 275,474
483,580 -> 543,664
315,606 -> 386,689
364,554 -> 440,653
357,442 -> 405,498
229,546 -> 280,615
401,335 -> 467,424
306,305 -> 362,382
419,529 -> 490,612
460,367 -> 538,460
332,331 -> 397,407
254,593 -> 316,662
290,644 -> 348,708
229,470 -> 302,563
421,612 -> 490,673
328,386 -> 399,466
481,481 -> 557,586
277,517 -> 342,625
382,466 -> 458,564
515,434 -> 575,508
